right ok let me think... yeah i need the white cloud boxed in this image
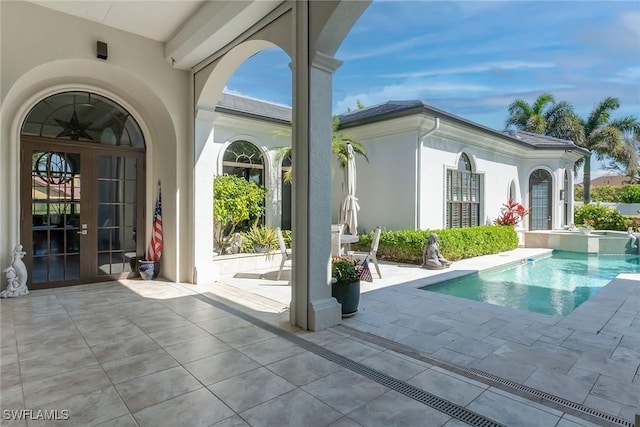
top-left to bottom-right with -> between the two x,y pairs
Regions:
338,34 -> 433,61
379,61 -> 556,79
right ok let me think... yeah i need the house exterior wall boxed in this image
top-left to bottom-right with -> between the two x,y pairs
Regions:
1,1 -> 191,281
332,129 -> 418,233
332,113 -> 582,234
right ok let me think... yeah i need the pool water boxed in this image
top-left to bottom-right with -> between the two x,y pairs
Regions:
423,251 -> 640,316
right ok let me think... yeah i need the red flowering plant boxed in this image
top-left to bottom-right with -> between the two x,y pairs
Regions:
493,198 -> 530,226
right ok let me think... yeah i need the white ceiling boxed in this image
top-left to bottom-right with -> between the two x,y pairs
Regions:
27,0 -> 207,42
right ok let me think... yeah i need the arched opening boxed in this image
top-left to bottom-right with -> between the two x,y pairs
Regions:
529,169 -> 553,230
446,153 -> 481,228
20,91 -> 145,289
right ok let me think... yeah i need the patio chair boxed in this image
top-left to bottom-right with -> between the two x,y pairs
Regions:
331,224 -> 344,257
276,227 -> 292,280
352,226 -> 382,278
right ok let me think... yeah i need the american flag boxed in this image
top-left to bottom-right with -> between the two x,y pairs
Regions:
357,258 -> 373,282
146,183 -> 163,262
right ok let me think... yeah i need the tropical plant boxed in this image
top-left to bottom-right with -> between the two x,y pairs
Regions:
493,198 -> 530,226
242,226 -> 279,252
574,203 -> 627,231
505,93 -> 556,133
275,115 -> 369,183
545,97 -> 640,204
331,257 -> 360,286
213,174 -> 267,253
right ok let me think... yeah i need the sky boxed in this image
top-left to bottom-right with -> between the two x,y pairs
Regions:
225,0 -> 640,178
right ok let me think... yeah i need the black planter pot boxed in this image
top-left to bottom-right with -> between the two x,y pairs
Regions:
331,280 -> 360,318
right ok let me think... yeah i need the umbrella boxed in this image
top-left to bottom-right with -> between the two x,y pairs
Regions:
340,143 -> 359,235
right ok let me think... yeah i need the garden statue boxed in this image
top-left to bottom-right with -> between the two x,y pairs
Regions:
228,233 -> 243,254
1,244 -> 29,298
628,227 -> 638,249
422,233 -> 452,270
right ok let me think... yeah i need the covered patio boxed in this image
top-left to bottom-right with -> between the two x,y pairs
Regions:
3,248 -> 638,426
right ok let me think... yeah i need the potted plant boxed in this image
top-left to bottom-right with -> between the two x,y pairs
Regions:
579,218 -> 594,235
331,257 -> 361,317
243,226 -> 278,253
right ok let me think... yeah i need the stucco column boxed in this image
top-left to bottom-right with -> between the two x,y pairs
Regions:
290,1 -> 342,330
192,109 -> 218,283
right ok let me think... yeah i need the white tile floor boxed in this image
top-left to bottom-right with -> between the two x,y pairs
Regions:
0,249 -> 638,426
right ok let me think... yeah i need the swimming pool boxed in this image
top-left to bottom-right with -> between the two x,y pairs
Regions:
422,251 -> 640,316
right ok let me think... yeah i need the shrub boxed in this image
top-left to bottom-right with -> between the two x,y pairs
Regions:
213,174 -> 267,253
575,185 -> 640,203
355,225 -> 517,264
574,203 -> 626,231
493,198 -> 529,226
620,185 -> 640,203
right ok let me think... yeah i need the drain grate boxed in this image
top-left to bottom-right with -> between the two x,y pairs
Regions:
190,293 -> 505,427
337,324 -> 635,427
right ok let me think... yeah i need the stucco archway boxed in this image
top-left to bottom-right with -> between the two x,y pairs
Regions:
190,1 -> 370,331
1,59 -> 182,282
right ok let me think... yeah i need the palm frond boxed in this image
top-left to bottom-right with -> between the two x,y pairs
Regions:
585,97 -> 619,134
532,93 -> 555,114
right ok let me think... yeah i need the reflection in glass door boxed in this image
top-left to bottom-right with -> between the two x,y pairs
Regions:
97,155 -> 139,277
31,151 -> 82,283
23,141 -> 144,289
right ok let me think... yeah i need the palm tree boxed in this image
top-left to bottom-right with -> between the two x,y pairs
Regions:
505,93 -> 556,133
275,115 -> 368,183
546,97 -> 640,204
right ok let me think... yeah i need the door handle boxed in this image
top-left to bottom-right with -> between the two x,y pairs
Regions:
77,230 -> 87,235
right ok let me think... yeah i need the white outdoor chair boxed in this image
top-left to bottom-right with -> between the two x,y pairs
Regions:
352,226 -> 382,278
331,224 -> 344,257
276,227 -> 292,280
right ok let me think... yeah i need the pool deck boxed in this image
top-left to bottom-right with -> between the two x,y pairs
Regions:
1,248 -> 638,426
219,248 -> 640,425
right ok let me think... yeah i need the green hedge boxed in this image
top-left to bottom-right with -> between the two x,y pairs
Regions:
574,184 -> 640,203
574,204 -> 627,231
355,225 -> 518,265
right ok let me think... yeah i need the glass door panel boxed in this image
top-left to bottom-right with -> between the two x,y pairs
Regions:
97,155 -> 138,277
30,151 -> 82,283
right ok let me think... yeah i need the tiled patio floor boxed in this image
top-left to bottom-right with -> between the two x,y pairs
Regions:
0,248 -> 637,426
218,248 -> 640,426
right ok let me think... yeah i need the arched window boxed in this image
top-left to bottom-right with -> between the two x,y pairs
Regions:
509,180 -> 516,201
222,140 -> 264,185
446,153 -> 481,228
22,91 -> 144,148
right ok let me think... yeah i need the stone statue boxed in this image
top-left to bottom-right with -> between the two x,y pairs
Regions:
227,233 -> 243,254
422,233 -> 452,270
1,244 -> 29,298
628,227 -> 638,249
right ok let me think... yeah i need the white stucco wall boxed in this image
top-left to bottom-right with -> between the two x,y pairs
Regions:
332,128 -> 418,233
331,113 -> 583,234
1,1 -> 191,281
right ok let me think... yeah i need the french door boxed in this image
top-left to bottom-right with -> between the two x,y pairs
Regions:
21,137 -> 145,289
529,169 -> 552,230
